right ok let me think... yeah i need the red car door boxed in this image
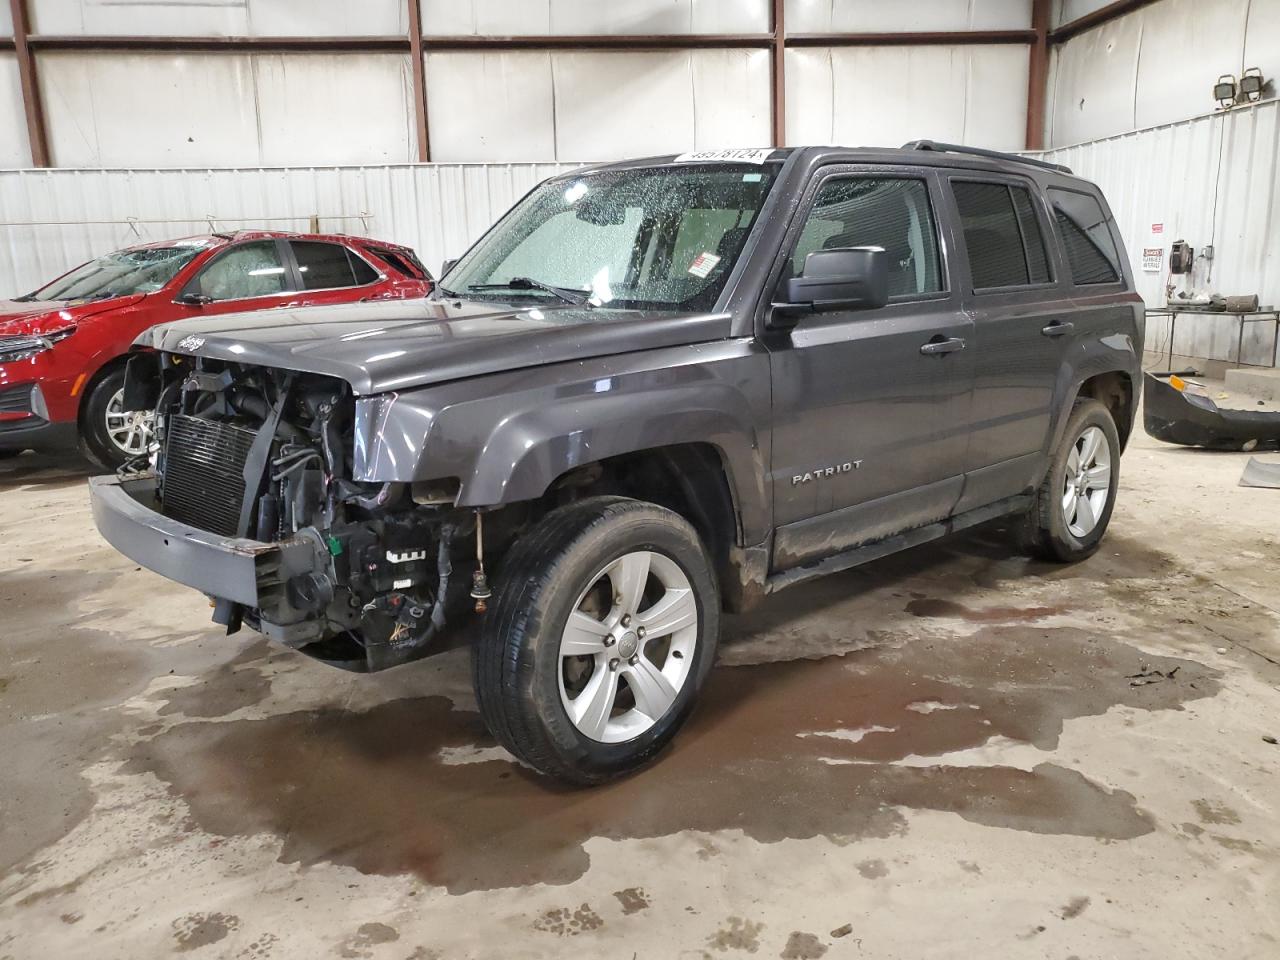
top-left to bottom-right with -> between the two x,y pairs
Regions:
170,238 -> 303,320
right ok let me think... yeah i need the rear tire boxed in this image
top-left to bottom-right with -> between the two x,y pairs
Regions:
473,496 -> 720,785
79,367 -> 153,470
1017,398 -> 1120,563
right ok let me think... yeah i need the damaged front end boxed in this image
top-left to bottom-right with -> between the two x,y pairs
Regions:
1143,371 -> 1280,451
89,351 -> 474,672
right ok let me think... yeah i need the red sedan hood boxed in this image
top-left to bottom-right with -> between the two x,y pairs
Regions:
0,295 -> 143,335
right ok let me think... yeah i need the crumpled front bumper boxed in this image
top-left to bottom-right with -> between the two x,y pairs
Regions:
88,473 -> 325,608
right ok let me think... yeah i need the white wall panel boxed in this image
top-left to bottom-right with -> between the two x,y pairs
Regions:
425,52 -> 556,161
552,49 -> 770,157
786,0 -> 1030,33
427,49 -> 769,161
30,0 -> 407,36
1133,0 -> 1247,129
252,55 -> 413,165
0,55 -> 30,167
421,0 -> 769,36
1047,0 -> 1275,147
1045,13 -> 1140,146
1243,0 -> 1280,85
40,52 -> 258,167
0,2 -> 12,36
38,52 -> 413,167
786,44 -> 1028,151
1051,0 -> 1111,28
1036,100 -> 1280,364
0,161 -> 583,297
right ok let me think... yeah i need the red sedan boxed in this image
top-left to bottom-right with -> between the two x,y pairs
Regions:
0,231 -> 432,467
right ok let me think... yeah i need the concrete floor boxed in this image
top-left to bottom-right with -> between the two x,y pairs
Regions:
1,428 -> 1279,960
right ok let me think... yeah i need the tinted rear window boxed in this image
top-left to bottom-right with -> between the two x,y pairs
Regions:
291,241 -> 378,290
1049,189 -> 1122,285
952,181 -> 1051,289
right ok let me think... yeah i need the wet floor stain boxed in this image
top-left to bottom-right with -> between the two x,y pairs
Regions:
856,858 -> 888,879
125,625 -> 1219,894
707,916 -> 764,953
905,597 -> 1064,622
338,922 -> 400,958
780,930 -> 828,958
172,912 -> 239,952
158,639 -> 277,719
1192,798 -> 1241,826
531,904 -> 603,937
613,887 -> 650,914
1060,895 -> 1090,919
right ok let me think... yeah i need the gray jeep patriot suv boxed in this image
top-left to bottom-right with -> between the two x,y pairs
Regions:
90,143 -> 1142,784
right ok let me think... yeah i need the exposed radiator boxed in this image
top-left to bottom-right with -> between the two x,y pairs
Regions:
161,414 -> 257,537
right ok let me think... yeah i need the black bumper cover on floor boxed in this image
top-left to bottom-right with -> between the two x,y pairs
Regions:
1143,372 -> 1280,450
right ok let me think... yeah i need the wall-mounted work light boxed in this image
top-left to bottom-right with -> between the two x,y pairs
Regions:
1213,75 -> 1236,109
1239,67 -> 1265,102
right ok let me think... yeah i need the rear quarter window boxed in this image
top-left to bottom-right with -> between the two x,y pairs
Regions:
1048,188 -> 1122,285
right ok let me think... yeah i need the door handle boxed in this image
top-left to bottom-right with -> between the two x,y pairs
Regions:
1041,321 -> 1074,337
920,336 -> 966,356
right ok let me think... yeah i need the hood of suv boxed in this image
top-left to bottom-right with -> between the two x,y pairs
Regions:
139,298 -> 732,395
0,295 -> 144,335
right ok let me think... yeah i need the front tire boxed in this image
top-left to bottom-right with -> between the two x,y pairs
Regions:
79,368 -> 154,470
1018,398 -> 1120,562
473,496 -> 720,785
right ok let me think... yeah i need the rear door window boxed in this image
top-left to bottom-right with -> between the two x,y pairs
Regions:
290,241 -> 379,290
1048,189 -> 1122,284
189,240 -> 289,301
952,181 -> 1052,290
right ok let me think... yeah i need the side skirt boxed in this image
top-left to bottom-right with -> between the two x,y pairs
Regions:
765,493 -> 1031,594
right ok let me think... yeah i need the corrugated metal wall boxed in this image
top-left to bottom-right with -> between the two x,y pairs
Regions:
2,0 -> 1043,167
0,161 -> 581,297
1037,99 -> 1280,366
1046,0 -> 1280,148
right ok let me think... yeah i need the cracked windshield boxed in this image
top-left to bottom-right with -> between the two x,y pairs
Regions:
444,165 -> 778,312
22,243 -> 207,302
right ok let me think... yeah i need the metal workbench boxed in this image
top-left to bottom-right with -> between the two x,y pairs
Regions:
1146,306 -> 1280,369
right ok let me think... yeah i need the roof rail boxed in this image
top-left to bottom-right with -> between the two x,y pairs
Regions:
901,139 -> 1073,175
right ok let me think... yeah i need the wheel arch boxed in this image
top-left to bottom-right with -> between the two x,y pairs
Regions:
75,353 -> 131,427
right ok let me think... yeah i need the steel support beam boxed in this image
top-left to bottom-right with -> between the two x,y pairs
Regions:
770,0 -> 785,148
27,35 -> 410,52
8,0 -> 48,166
406,0 -> 430,161
787,30 -> 1036,46
419,34 -> 773,50
1049,0 -> 1161,43
1025,0 -> 1050,150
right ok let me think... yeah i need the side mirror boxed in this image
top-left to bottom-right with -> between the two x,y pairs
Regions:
769,247 -> 890,331
440,258 -> 458,277
176,292 -> 212,307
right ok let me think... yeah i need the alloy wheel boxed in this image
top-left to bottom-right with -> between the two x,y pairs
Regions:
104,388 -> 154,458
1062,424 -> 1111,538
557,550 -> 698,744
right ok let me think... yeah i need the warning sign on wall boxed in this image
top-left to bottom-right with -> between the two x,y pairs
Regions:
1142,247 -> 1164,272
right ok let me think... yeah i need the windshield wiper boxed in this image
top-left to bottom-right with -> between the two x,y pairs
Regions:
466,276 -> 591,306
